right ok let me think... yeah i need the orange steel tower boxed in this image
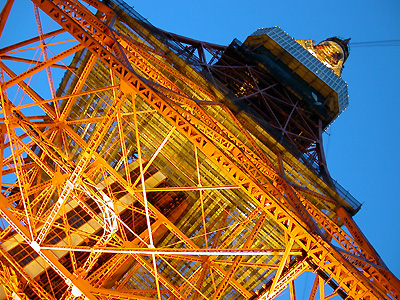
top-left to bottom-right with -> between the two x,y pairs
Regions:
0,1 -> 399,299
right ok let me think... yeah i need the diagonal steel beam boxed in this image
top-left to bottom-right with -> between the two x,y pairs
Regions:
0,61 -> 57,119
0,246 -> 54,299
59,53 -> 97,121
212,212 -> 267,300
0,28 -> 66,55
255,258 -> 309,300
0,0 -> 15,38
3,43 -> 84,89
0,193 -> 97,300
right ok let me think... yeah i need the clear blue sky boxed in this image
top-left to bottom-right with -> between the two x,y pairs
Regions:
131,0 -> 400,279
1,0 -> 399,293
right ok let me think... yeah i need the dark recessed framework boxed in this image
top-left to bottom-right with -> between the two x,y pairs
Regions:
0,0 -> 398,300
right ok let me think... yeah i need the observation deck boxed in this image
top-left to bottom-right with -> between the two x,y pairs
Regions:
246,27 -> 349,129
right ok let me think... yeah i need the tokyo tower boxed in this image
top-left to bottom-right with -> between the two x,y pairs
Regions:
0,0 -> 398,299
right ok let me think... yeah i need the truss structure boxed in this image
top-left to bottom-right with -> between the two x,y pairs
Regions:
0,0 -> 399,300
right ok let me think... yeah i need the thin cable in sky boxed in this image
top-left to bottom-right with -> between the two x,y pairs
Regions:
350,39 -> 400,47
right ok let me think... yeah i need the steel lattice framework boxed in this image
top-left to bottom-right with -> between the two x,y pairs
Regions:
0,1 -> 399,300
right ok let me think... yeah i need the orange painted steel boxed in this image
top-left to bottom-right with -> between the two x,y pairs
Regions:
0,1 -> 399,300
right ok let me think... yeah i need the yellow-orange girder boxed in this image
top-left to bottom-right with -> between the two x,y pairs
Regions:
0,0 -> 399,299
